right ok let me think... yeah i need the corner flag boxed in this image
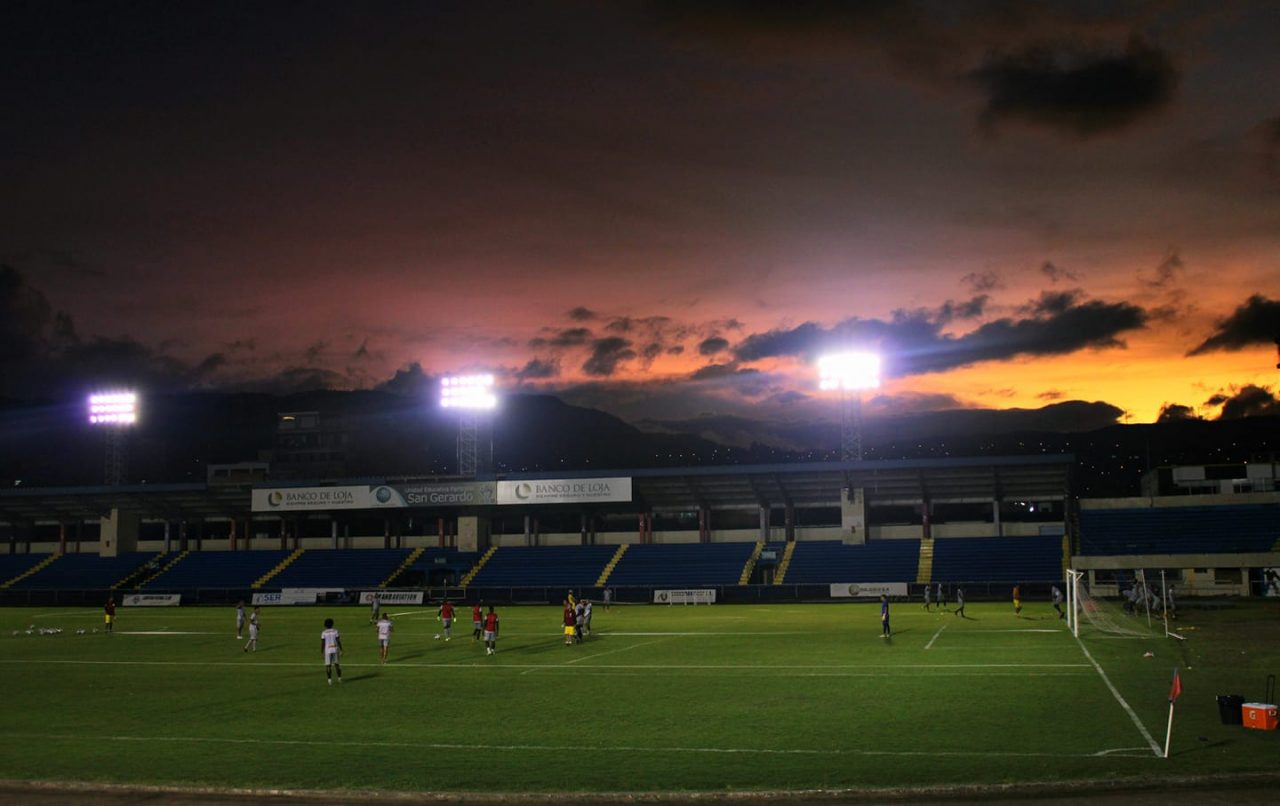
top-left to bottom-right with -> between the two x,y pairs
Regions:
1169,669 -> 1182,704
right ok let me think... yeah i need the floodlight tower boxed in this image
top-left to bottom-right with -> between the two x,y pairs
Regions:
88,391 -> 139,485
440,374 -> 497,476
818,352 -> 880,461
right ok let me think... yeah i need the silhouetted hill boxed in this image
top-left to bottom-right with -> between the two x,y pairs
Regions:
0,391 -> 1275,498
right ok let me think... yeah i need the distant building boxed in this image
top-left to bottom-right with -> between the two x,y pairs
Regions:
272,412 -> 347,480
1140,463 -> 1279,497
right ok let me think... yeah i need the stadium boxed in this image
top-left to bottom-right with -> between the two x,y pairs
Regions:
2,443 -> 1278,802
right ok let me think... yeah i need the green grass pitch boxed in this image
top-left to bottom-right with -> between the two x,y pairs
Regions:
1,599 -> 1277,796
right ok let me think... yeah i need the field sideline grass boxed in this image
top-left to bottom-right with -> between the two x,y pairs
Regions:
1,599 -> 1277,796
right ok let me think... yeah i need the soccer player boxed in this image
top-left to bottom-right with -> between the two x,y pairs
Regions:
1051,585 -> 1065,620
321,617 -> 343,685
438,599 -> 455,640
104,596 -> 116,635
954,587 -> 967,618
369,592 -> 381,624
562,600 -> 576,646
923,584 -> 932,611
583,599 -> 593,637
567,590 -> 577,609
880,594 -> 891,638
376,612 -> 393,664
235,600 -> 246,639
243,606 -> 260,652
483,605 -> 499,655
472,602 -> 484,641
602,587 -> 612,610
1013,584 -> 1022,617
574,599 -> 585,643
935,581 -> 946,611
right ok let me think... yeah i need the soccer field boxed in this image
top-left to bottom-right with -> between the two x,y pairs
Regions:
1,600 -> 1277,797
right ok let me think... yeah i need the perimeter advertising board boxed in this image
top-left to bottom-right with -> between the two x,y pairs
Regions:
496,477 -> 631,506
252,482 -> 495,512
829,583 -> 909,599
358,591 -> 425,605
121,594 -> 181,607
654,589 -> 716,604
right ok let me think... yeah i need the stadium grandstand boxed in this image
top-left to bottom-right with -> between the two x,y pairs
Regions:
1,456 -> 1276,604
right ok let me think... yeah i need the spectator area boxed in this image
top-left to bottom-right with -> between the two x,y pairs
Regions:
10,551 -> 157,590
783,540 -> 920,583
469,545 -> 616,588
146,550 -> 293,590
931,536 -> 1062,583
270,548 -> 412,589
1079,504 -> 1280,556
608,543 -> 755,587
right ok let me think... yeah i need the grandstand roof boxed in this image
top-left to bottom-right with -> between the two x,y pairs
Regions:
0,455 -> 1072,522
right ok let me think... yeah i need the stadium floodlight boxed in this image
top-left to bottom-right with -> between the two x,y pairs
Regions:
817,352 -> 880,392
439,374 -> 497,410
817,352 -> 879,461
88,391 -> 139,425
88,390 -> 138,485
440,374 -> 498,476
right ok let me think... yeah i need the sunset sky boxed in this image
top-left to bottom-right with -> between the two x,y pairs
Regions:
3,1 -> 1279,436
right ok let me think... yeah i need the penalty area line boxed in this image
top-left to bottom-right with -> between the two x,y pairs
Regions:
924,623 -> 947,650
1071,632 -> 1161,757
1,732 -> 1159,761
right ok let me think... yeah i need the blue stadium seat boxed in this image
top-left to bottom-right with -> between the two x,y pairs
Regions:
146,550 -> 293,590
269,549 -> 412,589
11,552 -> 157,590
470,545 -> 616,588
931,536 -> 1062,583
1080,505 -> 1280,556
783,540 -> 920,583
607,543 -> 755,586
0,553 -> 55,585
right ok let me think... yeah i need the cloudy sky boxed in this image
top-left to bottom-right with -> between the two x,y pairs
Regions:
3,1 -> 1279,432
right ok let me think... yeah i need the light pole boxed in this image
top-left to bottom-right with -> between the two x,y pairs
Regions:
440,374 -> 497,476
88,391 -> 138,485
818,352 -> 880,461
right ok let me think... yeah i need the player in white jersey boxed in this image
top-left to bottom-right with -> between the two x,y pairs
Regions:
369,592 -> 381,624
242,606 -> 260,652
376,614 -> 393,664
321,618 -> 343,685
235,601 -> 246,639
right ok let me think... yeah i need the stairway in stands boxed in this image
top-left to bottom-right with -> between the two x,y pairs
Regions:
253,548 -> 305,589
112,551 -> 168,590
460,546 -> 497,587
772,541 -> 797,585
916,538 -> 935,584
381,547 -> 424,587
596,544 -> 628,586
139,551 -> 190,588
738,541 -> 764,584
0,554 -> 60,589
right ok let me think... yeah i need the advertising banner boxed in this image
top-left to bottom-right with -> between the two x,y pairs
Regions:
393,482 -> 496,507
121,594 -> 181,607
497,477 -> 632,506
253,482 -> 497,512
653,589 -> 716,605
252,588 -> 344,606
829,583 -> 909,599
359,591 -> 425,605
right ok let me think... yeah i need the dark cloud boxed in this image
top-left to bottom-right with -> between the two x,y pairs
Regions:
667,345 -> 685,355
1216,385 -> 1280,420
567,306 -> 597,322
1038,389 -> 1064,401
971,37 -> 1179,138
582,337 -> 637,377
1144,249 -> 1183,288
375,362 -> 433,397
1187,294 -> 1280,355
1156,403 -> 1197,422
302,340 -> 328,365
641,342 -> 663,361
733,291 -> 1147,375
690,362 -> 740,381
606,316 -> 671,334
1040,261 -> 1078,284
963,271 -> 1003,293
530,327 -> 594,350
516,358 -> 559,381
353,339 -> 371,360
698,336 -> 730,356
936,296 -> 988,323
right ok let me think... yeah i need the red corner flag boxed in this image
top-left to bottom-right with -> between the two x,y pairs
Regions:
1169,669 -> 1183,704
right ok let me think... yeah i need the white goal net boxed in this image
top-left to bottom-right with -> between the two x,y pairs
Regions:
1068,569 -> 1158,638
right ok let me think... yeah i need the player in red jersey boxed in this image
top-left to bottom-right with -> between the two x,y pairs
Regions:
483,606 -> 500,655
437,599 -> 455,640
104,596 -> 116,635
562,600 -> 576,646
472,603 -> 484,641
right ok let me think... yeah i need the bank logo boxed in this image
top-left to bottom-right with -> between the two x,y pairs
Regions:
514,482 -> 533,500
268,491 -> 284,507
374,486 -> 393,504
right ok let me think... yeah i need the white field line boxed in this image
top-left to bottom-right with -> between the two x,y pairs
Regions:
0,732 -> 1158,760
562,639 -> 667,665
0,658 -> 1090,671
601,631 -> 810,636
1071,632 -> 1161,757
114,631 -> 218,636
924,623 -> 948,650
